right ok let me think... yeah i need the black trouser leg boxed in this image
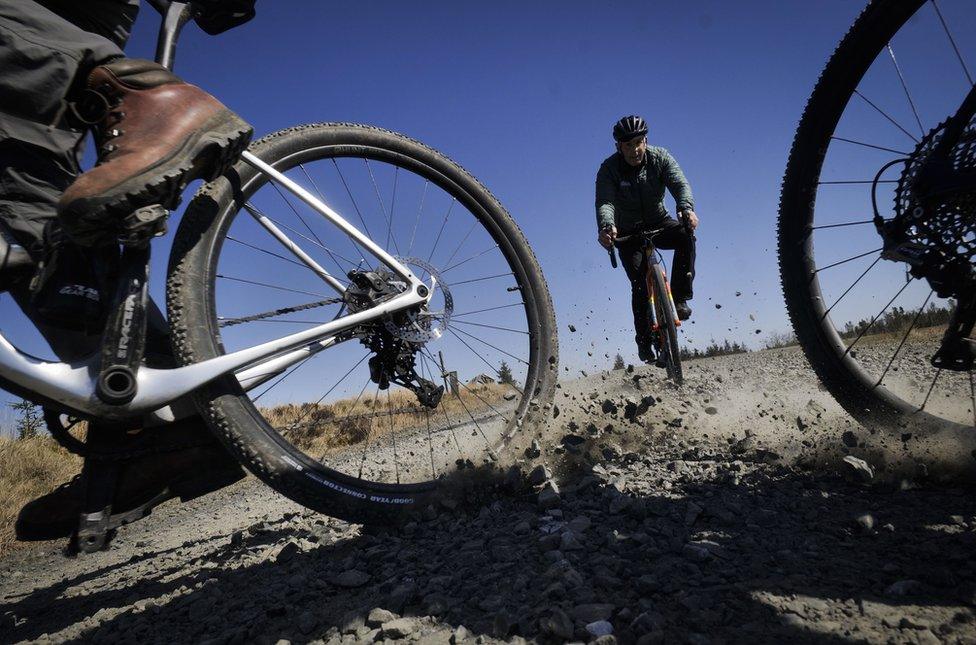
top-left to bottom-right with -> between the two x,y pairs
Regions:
619,238 -> 653,349
652,217 -> 696,302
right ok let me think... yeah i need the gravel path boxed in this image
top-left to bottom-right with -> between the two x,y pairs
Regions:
2,344 -> 975,644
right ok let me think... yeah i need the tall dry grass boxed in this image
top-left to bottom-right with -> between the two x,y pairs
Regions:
0,435 -> 81,555
263,382 -> 513,456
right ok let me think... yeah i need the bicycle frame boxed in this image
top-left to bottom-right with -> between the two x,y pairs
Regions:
644,250 -> 681,332
0,0 -> 429,421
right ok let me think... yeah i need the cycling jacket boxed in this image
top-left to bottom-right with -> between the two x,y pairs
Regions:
594,146 -> 694,234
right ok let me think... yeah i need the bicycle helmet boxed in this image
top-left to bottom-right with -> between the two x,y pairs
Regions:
612,115 -> 648,142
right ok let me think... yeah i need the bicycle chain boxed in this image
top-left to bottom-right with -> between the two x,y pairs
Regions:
218,298 -> 344,328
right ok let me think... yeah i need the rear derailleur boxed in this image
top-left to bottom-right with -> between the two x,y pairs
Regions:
365,329 -> 443,408
346,269 -> 444,408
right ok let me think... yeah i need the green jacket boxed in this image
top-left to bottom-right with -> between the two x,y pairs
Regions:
594,146 -> 694,233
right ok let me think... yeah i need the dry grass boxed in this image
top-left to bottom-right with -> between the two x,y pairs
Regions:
841,323 -> 948,346
0,435 -> 81,555
263,382 -> 513,456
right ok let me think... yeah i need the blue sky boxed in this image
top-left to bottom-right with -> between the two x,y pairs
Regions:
2,0 -> 974,429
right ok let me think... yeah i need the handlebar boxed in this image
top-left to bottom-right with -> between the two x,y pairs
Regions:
605,215 -> 695,269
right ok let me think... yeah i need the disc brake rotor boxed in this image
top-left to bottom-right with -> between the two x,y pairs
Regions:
384,257 -> 453,343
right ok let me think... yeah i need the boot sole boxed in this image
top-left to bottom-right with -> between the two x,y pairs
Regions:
62,111 -> 253,236
15,464 -> 245,542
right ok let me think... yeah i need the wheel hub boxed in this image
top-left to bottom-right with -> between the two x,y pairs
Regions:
383,257 -> 453,343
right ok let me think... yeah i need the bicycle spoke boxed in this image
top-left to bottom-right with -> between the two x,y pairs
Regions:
388,166 -> 399,253
441,244 -> 501,274
447,329 -> 528,374
419,359 -> 437,478
453,319 -> 529,335
931,0 -> 974,86
332,158 -> 375,242
427,199 -> 456,265
299,163 -> 367,261
443,221 -> 478,269
420,354 -> 464,458
387,389 -> 400,484
830,136 -> 910,156
227,235 -> 321,272
854,90 -> 920,143
357,385 -> 383,479
842,278 -> 915,356
875,290 -> 934,386
278,356 -> 371,436
885,44 -> 925,137
245,202 -> 360,267
812,219 -> 879,230
217,274 -> 330,298
455,377 -> 514,424
252,353 -> 317,403
453,302 -> 526,318
451,272 -> 515,286
450,386 -> 498,461
822,255 -> 883,318
267,183 -> 348,275
919,368 -> 942,411
970,371 -> 975,428
815,248 -> 883,273
365,159 -> 401,255
407,180 -> 429,257
818,179 -> 898,185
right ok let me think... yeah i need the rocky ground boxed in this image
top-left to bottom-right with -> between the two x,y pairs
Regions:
2,344 -> 976,644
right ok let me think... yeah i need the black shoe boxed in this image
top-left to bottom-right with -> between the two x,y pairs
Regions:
675,300 -> 692,321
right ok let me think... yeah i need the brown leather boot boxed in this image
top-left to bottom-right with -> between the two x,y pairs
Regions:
58,58 -> 253,246
15,419 -> 246,542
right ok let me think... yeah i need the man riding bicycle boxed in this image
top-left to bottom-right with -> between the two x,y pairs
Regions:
595,114 -> 698,364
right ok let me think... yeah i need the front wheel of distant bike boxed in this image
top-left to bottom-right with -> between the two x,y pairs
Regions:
651,264 -> 683,384
167,123 -> 558,524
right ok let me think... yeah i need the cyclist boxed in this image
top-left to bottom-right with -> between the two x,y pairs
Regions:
595,114 -> 698,364
0,0 -> 255,542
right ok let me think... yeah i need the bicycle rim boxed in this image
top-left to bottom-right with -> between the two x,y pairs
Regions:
169,124 -> 557,512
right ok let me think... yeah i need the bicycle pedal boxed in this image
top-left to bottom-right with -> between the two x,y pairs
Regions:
120,204 -> 168,247
72,506 -> 115,554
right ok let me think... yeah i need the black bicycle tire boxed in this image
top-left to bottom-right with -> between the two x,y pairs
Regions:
651,264 -> 683,384
167,122 -> 559,524
776,0 -> 970,431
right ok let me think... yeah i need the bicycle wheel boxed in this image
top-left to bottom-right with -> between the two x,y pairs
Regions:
778,0 -> 976,432
167,123 -> 558,523
650,264 -> 683,384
